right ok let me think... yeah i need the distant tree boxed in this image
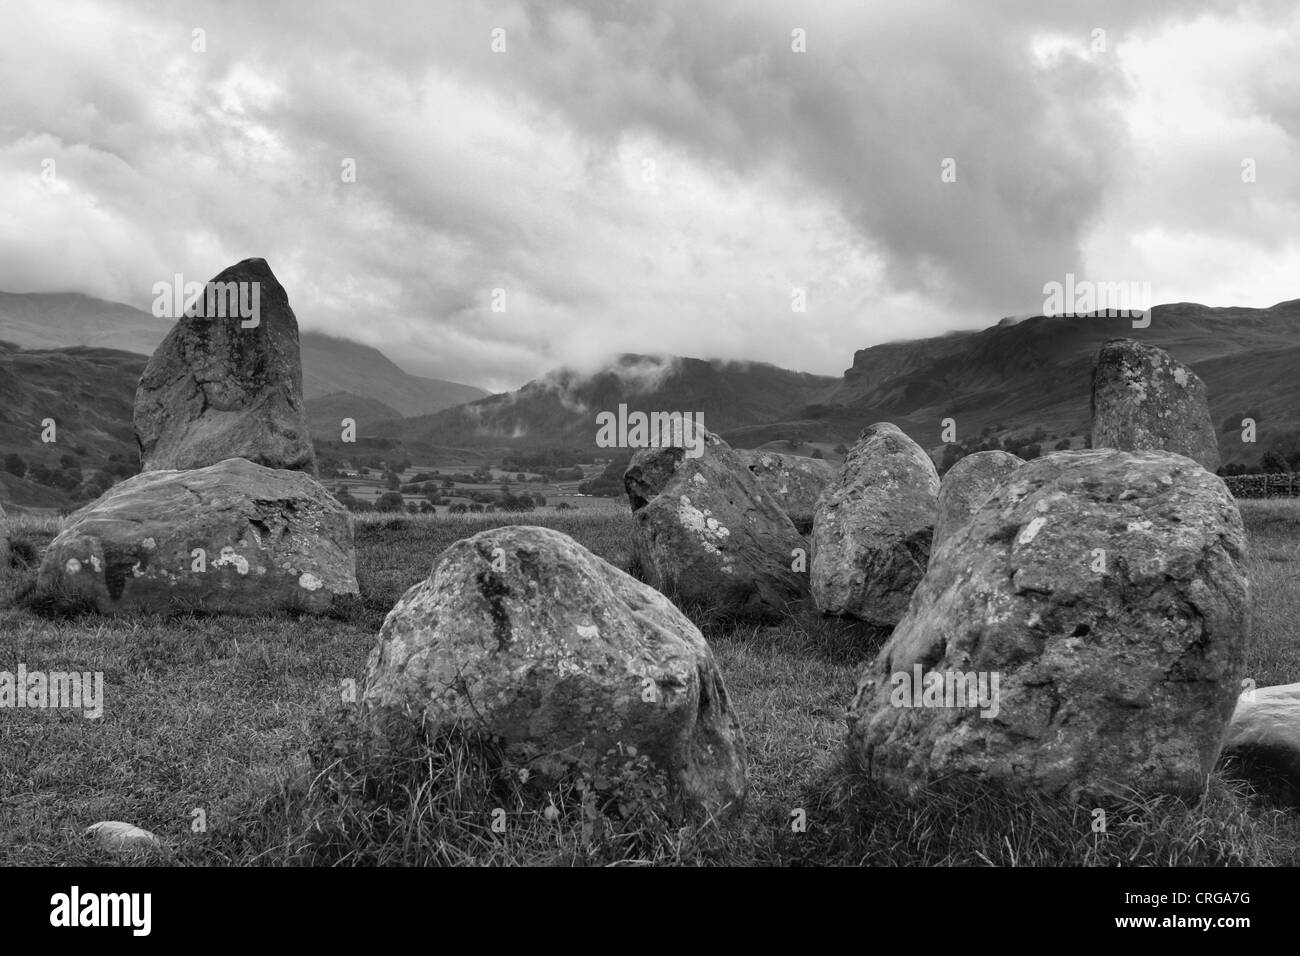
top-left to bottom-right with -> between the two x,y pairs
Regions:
420,501 -> 435,514
449,503 -> 468,514
384,471 -> 401,490
406,502 -> 420,514
833,443 -> 848,456
1260,450 -> 1288,473
59,453 -> 78,470
3,453 -> 26,478
28,463 -> 53,486
376,491 -> 405,512
1018,443 -> 1042,461
1054,438 -> 1071,451
556,501 -> 574,511
810,448 -> 825,459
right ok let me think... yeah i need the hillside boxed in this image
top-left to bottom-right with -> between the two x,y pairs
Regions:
304,392 -> 403,438
0,291 -> 487,417
750,300 -> 1300,464
0,342 -> 144,510
373,354 -> 839,451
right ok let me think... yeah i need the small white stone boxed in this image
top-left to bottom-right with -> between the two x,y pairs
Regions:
1017,516 -> 1047,545
86,821 -> 161,853
65,558 -> 81,574
298,571 -> 322,591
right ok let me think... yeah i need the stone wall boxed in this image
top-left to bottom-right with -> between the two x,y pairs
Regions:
1221,472 -> 1300,499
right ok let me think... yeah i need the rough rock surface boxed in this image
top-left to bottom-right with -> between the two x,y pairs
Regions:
36,457 -> 356,614
1091,338 -> 1220,471
625,430 -> 806,620
848,449 -> 1250,801
135,257 -> 316,473
362,525 -> 748,817
811,423 -> 939,626
1220,682 -> 1300,806
0,500 -> 9,573
932,450 -> 1024,557
734,449 -> 835,534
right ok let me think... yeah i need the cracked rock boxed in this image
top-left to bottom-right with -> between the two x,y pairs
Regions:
811,422 -> 939,626
624,428 -> 807,621
362,524 -> 748,818
1091,338 -> 1219,471
932,450 -> 1024,559
36,457 -> 356,614
733,449 -> 835,535
847,448 -> 1249,801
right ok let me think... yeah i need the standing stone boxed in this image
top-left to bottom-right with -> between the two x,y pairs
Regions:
848,449 -> 1249,801
735,449 -> 835,534
932,450 -> 1024,557
363,525 -> 748,818
1091,338 -> 1219,471
811,423 -> 939,627
36,457 -> 356,615
1219,682 -> 1300,806
135,257 -> 316,473
625,430 -> 807,621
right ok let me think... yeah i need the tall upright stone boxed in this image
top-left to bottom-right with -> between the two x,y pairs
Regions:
1091,338 -> 1219,471
135,257 -> 316,474
811,423 -> 939,627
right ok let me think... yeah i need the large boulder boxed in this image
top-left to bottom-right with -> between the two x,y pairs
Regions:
135,257 -> 316,473
811,423 -> 939,626
932,450 -> 1024,557
36,458 -> 356,615
1091,338 -> 1220,471
848,449 -> 1249,801
362,525 -> 748,818
1219,682 -> 1300,806
734,449 -> 835,534
624,430 -> 806,620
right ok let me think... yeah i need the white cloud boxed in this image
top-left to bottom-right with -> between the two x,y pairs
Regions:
0,0 -> 1296,389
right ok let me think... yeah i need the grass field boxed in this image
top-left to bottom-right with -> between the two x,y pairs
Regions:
2,502 -> 1299,866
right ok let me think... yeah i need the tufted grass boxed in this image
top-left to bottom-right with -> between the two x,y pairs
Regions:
2,500 -> 1300,866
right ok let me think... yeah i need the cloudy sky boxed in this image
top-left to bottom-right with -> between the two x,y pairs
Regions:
2,0 -> 1298,392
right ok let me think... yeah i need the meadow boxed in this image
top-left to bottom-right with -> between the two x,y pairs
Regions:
2,502 -> 1299,866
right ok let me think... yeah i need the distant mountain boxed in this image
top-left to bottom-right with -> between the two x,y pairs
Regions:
788,300 -> 1300,464
296,332 -> 485,417
374,354 -> 839,450
0,291 -> 487,417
